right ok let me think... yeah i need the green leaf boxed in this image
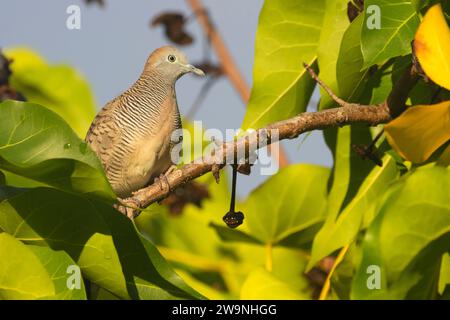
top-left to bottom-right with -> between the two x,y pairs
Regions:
5,48 -> 96,137
351,165 -> 450,299
439,253 -> 450,295
242,164 -> 330,245
240,268 -> 307,299
0,100 -> 113,199
0,171 -> 4,185
241,0 -> 326,129
361,0 -> 420,68
0,187 -> 203,300
0,232 -> 55,299
209,223 -> 262,245
308,155 -> 398,270
336,14 -> 369,101
317,0 -> 350,110
28,245 -> 87,300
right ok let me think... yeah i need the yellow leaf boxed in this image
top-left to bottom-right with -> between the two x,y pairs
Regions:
414,4 -> 450,90
385,101 -> 450,163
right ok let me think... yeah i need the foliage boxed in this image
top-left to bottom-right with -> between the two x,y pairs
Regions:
0,0 -> 449,300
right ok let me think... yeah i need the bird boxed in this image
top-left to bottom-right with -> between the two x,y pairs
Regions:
85,46 -> 204,200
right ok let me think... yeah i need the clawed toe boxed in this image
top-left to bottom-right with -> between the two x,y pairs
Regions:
155,173 -> 171,192
115,198 -> 141,219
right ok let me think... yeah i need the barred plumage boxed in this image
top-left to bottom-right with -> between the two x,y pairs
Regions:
85,46 -> 204,198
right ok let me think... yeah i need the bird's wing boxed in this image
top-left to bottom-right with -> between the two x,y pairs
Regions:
85,98 -> 121,172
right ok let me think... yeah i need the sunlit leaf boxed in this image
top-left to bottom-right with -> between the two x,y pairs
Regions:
240,268 -> 307,300
317,0 -> 349,110
5,48 -> 96,137
242,0 -> 326,129
439,253 -> 450,295
0,232 -> 55,299
414,4 -> 450,90
384,101 -> 450,163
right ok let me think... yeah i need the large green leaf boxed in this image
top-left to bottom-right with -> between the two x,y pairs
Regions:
317,0 -> 349,110
0,187 -> 203,300
308,155 -> 398,270
241,0 -> 326,129
0,100 -> 113,199
5,48 -> 96,137
242,164 -> 329,245
28,245 -> 87,300
361,0 -> 419,68
351,165 -> 450,299
0,232 -> 55,299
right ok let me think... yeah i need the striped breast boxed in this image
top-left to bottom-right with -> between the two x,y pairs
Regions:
87,71 -> 182,197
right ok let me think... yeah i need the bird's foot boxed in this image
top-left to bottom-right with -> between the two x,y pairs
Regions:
115,197 -> 142,220
155,173 -> 171,193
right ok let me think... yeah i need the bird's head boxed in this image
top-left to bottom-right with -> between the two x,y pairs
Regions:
144,46 -> 205,80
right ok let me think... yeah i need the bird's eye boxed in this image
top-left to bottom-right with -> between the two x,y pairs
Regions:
168,55 -> 176,63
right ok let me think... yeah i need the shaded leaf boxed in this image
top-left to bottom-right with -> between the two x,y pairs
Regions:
0,187 -> 203,300
414,3 -> 450,90
361,0 -> 419,68
351,165 -> 450,299
242,0 -> 326,129
384,101 -> 450,163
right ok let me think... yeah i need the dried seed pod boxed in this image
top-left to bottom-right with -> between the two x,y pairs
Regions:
151,12 -> 194,46
347,0 -> 364,22
0,51 -> 12,86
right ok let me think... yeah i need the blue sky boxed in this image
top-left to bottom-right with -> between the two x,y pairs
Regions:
0,0 -> 332,196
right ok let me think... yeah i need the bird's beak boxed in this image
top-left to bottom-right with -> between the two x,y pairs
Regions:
185,64 -> 205,76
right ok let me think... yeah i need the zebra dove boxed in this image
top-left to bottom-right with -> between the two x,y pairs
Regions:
86,46 -> 204,199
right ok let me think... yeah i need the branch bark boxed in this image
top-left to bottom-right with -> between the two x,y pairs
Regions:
120,64 -> 392,218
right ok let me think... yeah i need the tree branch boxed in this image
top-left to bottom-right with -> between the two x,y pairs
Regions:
120,64 -> 392,218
